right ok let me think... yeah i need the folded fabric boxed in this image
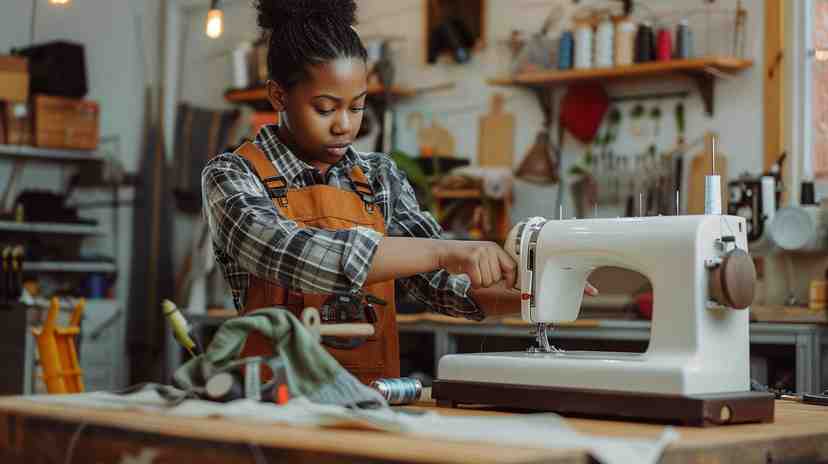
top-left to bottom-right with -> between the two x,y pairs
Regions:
173,307 -> 386,408
25,386 -> 678,464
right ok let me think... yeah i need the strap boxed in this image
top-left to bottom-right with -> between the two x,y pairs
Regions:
235,142 -> 289,207
348,165 -> 375,213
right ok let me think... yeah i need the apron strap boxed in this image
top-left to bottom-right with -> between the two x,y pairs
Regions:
349,165 -> 376,213
235,142 -> 289,207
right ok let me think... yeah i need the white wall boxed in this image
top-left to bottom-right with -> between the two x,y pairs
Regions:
178,0 -> 766,221
0,0 -> 161,309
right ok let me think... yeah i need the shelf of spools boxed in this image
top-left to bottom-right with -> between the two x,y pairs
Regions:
488,56 -> 752,116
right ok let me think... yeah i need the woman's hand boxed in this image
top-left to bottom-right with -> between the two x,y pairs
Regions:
438,241 -> 517,289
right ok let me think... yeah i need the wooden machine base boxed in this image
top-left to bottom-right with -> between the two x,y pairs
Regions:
432,379 -> 775,427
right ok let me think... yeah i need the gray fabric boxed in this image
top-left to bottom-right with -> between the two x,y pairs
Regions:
173,307 -> 386,408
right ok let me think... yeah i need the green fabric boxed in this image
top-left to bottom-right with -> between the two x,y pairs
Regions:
173,308 -> 386,407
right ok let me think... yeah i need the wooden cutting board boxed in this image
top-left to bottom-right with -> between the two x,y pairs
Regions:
408,112 -> 455,157
478,93 -> 515,167
687,132 -> 729,214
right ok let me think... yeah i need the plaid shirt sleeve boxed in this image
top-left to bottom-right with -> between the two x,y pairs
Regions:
384,161 -> 484,321
202,153 -> 383,295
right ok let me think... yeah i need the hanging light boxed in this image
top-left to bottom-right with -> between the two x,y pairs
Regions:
49,0 -> 70,4
206,0 -> 223,39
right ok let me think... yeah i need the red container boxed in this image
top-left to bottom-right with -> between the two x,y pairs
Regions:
656,28 -> 673,61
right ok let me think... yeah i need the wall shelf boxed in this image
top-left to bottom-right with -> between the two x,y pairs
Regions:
225,82 -> 455,109
0,221 -> 103,236
488,56 -> 753,116
0,145 -> 101,162
25,261 -> 116,273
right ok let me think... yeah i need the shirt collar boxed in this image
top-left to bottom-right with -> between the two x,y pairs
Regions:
254,124 -> 361,184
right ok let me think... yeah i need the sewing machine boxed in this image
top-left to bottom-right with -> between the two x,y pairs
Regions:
432,214 -> 775,426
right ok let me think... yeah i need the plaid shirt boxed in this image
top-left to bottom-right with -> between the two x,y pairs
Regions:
202,125 -> 483,320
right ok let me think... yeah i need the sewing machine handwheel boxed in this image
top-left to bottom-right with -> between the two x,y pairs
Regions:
709,249 -> 756,309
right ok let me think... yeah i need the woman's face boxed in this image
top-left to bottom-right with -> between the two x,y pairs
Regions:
268,57 -> 368,172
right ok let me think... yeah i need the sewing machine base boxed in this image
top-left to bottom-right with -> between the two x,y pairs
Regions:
432,380 -> 775,427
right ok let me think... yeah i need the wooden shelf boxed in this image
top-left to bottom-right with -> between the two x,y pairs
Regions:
431,188 -> 483,199
225,82 -> 454,108
0,221 -> 103,235
0,145 -> 101,162
488,56 -> 753,116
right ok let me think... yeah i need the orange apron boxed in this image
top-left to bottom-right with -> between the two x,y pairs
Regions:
234,142 -> 400,385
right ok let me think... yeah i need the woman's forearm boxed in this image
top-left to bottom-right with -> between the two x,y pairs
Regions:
365,237 -> 445,285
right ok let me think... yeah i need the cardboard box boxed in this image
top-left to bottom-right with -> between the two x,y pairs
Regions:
0,56 -> 29,103
3,102 -> 32,146
33,95 -> 99,150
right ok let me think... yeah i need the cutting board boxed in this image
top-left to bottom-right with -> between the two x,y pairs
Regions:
478,93 -> 515,167
687,132 -> 729,214
408,112 -> 455,157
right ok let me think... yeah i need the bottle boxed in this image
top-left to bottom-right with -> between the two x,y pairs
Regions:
558,30 -> 574,70
656,27 -> 672,61
675,19 -> 693,59
574,23 -> 593,69
595,16 -> 614,67
634,22 -> 654,62
614,18 -> 636,65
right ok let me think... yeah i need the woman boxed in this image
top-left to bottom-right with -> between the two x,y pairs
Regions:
202,0 -> 596,384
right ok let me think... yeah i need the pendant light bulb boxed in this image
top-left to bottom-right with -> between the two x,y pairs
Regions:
49,0 -> 70,5
206,1 -> 223,39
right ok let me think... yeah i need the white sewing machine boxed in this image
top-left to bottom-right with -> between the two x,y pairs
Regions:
433,214 -> 775,426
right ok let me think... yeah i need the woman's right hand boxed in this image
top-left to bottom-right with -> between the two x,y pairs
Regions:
437,241 -> 517,289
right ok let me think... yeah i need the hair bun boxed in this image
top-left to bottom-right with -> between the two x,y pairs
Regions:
256,0 -> 358,30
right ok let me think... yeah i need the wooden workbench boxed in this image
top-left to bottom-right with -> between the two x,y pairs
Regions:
0,396 -> 826,463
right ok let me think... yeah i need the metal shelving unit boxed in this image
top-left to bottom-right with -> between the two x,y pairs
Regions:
0,144 -> 102,162
0,220 -> 103,235
24,261 -> 116,273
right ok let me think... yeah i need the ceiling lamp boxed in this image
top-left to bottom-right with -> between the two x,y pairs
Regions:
206,0 -> 223,39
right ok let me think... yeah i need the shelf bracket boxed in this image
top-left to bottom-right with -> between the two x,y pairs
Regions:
686,71 -> 715,117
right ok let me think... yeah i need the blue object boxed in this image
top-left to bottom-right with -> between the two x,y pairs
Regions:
558,31 -> 574,70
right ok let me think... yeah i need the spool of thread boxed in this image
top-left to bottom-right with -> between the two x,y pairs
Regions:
558,31 -> 574,70
370,377 -> 423,405
656,28 -> 672,61
705,175 -> 723,215
675,19 -> 693,59
595,17 -> 614,67
634,22 -> 655,62
614,18 -> 636,65
761,176 -> 776,222
574,24 -> 593,69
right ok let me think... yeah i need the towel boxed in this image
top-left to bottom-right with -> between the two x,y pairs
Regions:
173,307 -> 386,408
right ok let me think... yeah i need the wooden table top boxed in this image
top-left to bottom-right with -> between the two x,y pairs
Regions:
0,395 -> 826,463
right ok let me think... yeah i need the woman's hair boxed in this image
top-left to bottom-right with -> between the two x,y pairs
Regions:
255,0 -> 368,88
